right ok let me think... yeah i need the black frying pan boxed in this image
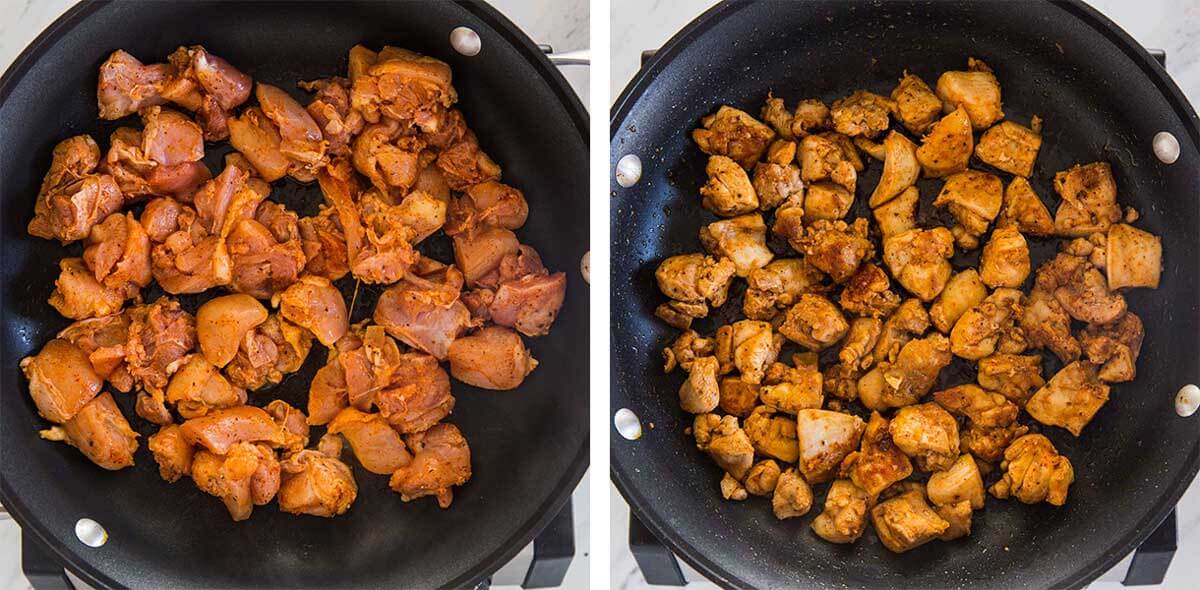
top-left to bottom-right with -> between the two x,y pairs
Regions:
0,1 -> 588,588
610,1 -> 1199,588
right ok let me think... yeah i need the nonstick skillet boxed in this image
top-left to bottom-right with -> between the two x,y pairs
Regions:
0,1 -> 589,588
610,1 -> 1200,588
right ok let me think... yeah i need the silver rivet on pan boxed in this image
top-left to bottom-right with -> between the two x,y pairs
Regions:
581,251 -> 590,284
614,408 -> 643,440
1153,131 -> 1180,164
1177,384 -> 1200,417
75,518 -> 107,547
449,27 -> 481,57
615,154 -> 642,188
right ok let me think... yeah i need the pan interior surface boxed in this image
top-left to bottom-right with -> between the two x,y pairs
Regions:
0,2 -> 588,589
610,2 -> 1200,589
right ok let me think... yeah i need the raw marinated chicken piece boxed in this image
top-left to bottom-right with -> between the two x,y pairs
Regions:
692,105 -> 775,169
148,423 -> 194,482
811,479 -> 870,543
998,177 -> 1055,236
950,288 -> 1023,360
839,412 -> 913,497
873,298 -> 931,364
161,45 -> 253,140
299,77 -> 365,157
308,357 -> 349,426
39,392 -> 138,470
891,73 -> 943,135
375,269 -> 474,358
873,186 -> 919,239
318,159 -> 420,284
224,314 -> 312,391
871,489 -> 950,553
778,294 -> 849,351
1026,361 -> 1110,436
830,90 -> 894,138
125,297 -> 196,398
473,246 -> 567,337
58,312 -> 133,391
744,460 -> 782,497
1034,252 -> 1126,324
929,269 -> 987,334
298,205 -> 350,280
265,400 -> 310,456
882,227 -> 955,301
83,212 -> 152,298
838,318 -> 883,370
700,155 -> 758,216
799,134 -> 856,193
979,225 -> 1030,289
743,407 -> 798,462
1020,287 -> 1081,363
889,403 -> 960,472
960,420 -> 1029,464
772,468 -> 813,519
191,442 -> 277,521
790,99 -> 831,137
351,120 -> 427,195
760,95 -> 794,140
227,202 -> 306,299
791,219 -> 873,283
447,325 -> 538,390
676,356 -> 720,413
375,352 -> 454,433
446,180 -> 528,236
1106,223 -> 1161,290
332,324 -> 402,411
453,226 -> 518,286
389,423 -> 472,508
859,334 -> 952,411
743,258 -> 825,321
165,355 -> 247,419
180,405 -> 283,454
101,126 -> 211,201
196,294 -> 268,368
141,106 -> 204,166
97,50 -> 171,119
317,433 -> 344,459
1081,312 -> 1143,382
936,58 -> 1003,130
1053,162 -> 1122,237
840,264 -> 900,319
976,119 -> 1041,177
976,354 -> 1045,406
934,170 -> 1003,249
254,83 -> 328,179
28,136 -> 124,244
437,129 -> 501,190
868,131 -> 919,208
934,384 -> 1018,428
990,434 -> 1074,506
350,45 -> 458,130
700,214 -> 773,277
759,360 -> 822,413
327,408 -> 412,475
279,449 -> 358,517
228,107 -> 291,182
915,107 -> 973,178
693,414 -> 754,480
142,198 -> 231,294
795,409 -> 865,483
274,276 -> 348,347
48,258 -> 128,320
20,338 -> 102,423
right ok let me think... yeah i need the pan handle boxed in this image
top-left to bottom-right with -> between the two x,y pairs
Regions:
1122,510 -> 1177,586
538,44 -> 590,66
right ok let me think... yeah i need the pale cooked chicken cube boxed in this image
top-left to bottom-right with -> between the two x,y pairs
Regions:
936,501 -> 974,541
700,214 -> 774,277
1034,252 -> 1126,324
692,105 -> 776,169
929,269 -> 987,334
975,120 -> 1041,177
772,467 -> 814,519
718,377 -> 760,418
727,320 -> 783,384
936,58 -> 1004,130
760,361 -> 823,413
1081,312 -> 1143,382
678,356 -> 720,414
795,409 -> 865,483
662,330 -> 715,373
803,183 -> 854,222
821,132 -> 865,173
720,472 -> 748,501
871,489 -> 950,553
927,454 -> 985,509
839,263 -> 900,318
1020,286 -> 1082,363
838,318 -> 883,370
778,294 -> 849,351
760,95 -> 795,140
752,161 -> 803,211
915,107 -> 973,178
976,354 -> 1046,406
838,411 -> 912,496
979,225 -> 1031,288
1026,361 -> 1110,436
791,219 -> 873,283
1106,223 -> 1161,289
811,479 -> 870,543
889,402 -> 960,472
950,288 -> 1022,360
743,258 -> 825,320
891,73 -> 943,135
868,131 -> 920,208
1053,162 -> 1122,237
933,384 -> 1018,428
998,177 -> 1055,236
873,186 -> 919,239
933,170 -> 1003,249
790,99 -> 831,138
655,253 -> 737,308
693,413 -> 755,479
882,227 -> 955,301
830,90 -> 894,138
743,460 -> 781,497
744,406 -> 799,463
873,298 -> 932,364
990,434 -> 1074,506
799,134 -> 857,193
700,155 -> 759,216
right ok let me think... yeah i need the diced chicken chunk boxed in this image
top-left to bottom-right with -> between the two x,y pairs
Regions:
934,384 -> 1018,428
873,299 -> 931,364
990,434 -> 1073,506
790,99 -> 831,138
791,219 -> 873,283
873,186 -> 919,239
871,489 -> 950,553
840,264 -> 900,319
950,288 -> 1022,360
1025,361 -> 1110,436
778,294 -> 849,351
936,58 -> 1003,130
772,468 -> 813,519
1106,223 -> 1161,290
699,155 -> 758,216
811,479 -> 870,543
327,408 -> 412,475
795,409 -> 865,483
692,105 -> 775,169
839,412 -> 912,496
891,73 -> 943,135
929,269 -> 987,334
799,134 -> 856,193
279,450 -> 358,517
916,107 -> 973,178
1020,286 -> 1082,363
868,131 -> 919,208
699,214 -> 773,276
744,407 -> 798,463
1035,252 -> 1126,324
976,120 -> 1041,177
976,354 -> 1045,406
882,227 -> 955,301
743,258 -> 825,320
718,377 -> 760,418
760,361 -> 823,413
148,424 -> 193,482
1081,312 -> 1144,382
388,423 -> 471,509
448,326 -> 537,390
1054,162 -> 1122,237
979,225 -> 1030,288
830,90 -> 894,138
999,177 -> 1055,236
274,276 -> 348,346
693,414 -> 755,480
934,170 -> 1003,249
40,392 -> 138,470
889,403 -> 960,472
20,338 -> 103,424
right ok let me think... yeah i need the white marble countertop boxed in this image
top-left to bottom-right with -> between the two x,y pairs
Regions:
0,0 -> 588,589
610,1 -> 1200,589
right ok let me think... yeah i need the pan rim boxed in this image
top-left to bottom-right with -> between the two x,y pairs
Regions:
607,1 -> 1200,589
0,1 -> 590,588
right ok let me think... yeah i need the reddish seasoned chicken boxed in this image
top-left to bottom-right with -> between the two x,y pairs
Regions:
179,405 -> 283,454
28,136 -> 124,244
256,83 -> 327,180
142,197 -> 232,294
891,73 -> 943,135
976,120 -> 1042,177
83,212 -> 152,298
936,58 -> 1003,130
437,129 -> 501,191
700,155 -> 758,216
39,392 -> 138,470
934,384 -> 1019,428
279,449 -> 358,517
374,268 -> 474,359
472,246 -> 568,336
227,202 -> 307,299
328,408 -> 412,475
318,159 -> 420,283
839,412 -> 913,497
871,490 -> 950,553
1025,361 -> 1110,436
743,258 -> 826,320
308,357 -> 350,426
275,276 -> 349,347
915,107 -> 973,178
929,269 -> 987,334
20,338 -> 103,424
889,403 -> 960,472
447,326 -> 538,390
125,297 -> 196,396
389,423 -> 472,508
224,315 -> 313,390
860,334 -> 953,411
352,120 -> 428,196
811,479 -> 871,543
700,214 -> 774,277
191,442 -> 279,521
1081,312 -> 1144,382
882,227 -> 955,301
58,312 -> 134,391
195,294 -> 268,368
778,294 -> 849,351
97,50 -> 172,119
977,354 -> 1045,406
1106,223 -> 1162,290
1020,287 -> 1081,363
165,355 -> 247,418
101,127 -> 210,201
298,205 -> 350,280
350,45 -> 458,130
791,219 -> 874,283
949,288 -> 1023,361
161,45 -> 253,140
265,400 -> 310,455
48,257 -> 128,320
934,170 -> 1003,249
446,181 -> 528,237
148,423 -> 194,482
1034,252 -> 1126,325
1053,162 -> 1122,237
299,77 -> 364,157
375,352 -> 454,433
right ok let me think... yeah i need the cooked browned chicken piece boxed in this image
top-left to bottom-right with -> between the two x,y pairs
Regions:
718,377 -> 760,418
743,407 -> 798,463
882,227 -> 955,301
935,500 -> 973,541
743,258 -> 825,320
693,414 -> 755,480
976,354 -> 1045,406
38,392 -> 138,471
789,99 -> 831,138
191,442 -> 278,521
662,330 -> 715,373
389,423 -> 471,508
929,269 -> 986,334
692,105 -> 775,169
720,473 -> 748,501
990,434 -> 1074,506
165,355 -> 247,418
997,177 -> 1055,237
447,325 -> 537,390
1106,223 -> 1162,289
976,120 -> 1041,177
889,403 -> 960,472
760,361 -> 823,413
839,264 -> 900,319
767,468 -> 811,519
915,107 -> 973,178
795,409 -> 865,483
960,420 -> 1029,464
871,489 -> 950,553
374,269 -> 474,358
227,202 -> 306,299
195,294 -> 268,368
678,356 -> 720,413
979,225 -> 1031,289
936,58 -> 1003,130
891,73 -> 943,135
700,214 -> 773,277
20,338 -> 102,424
1026,361 -> 1110,436
148,424 -> 194,482
82,212 -> 152,299
949,287 -> 1023,360
799,134 -> 856,193
126,297 -> 196,398
760,95 -> 794,140
48,258 -> 128,320
1081,312 -> 1144,382
794,182 -> 849,223
28,136 -> 124,244
934,170 -> 1003,249
1019,287 -> 1081,363
872,299 -> 931,363
179,405 -> 283,455
934,384 -> 1018,428
224,314 -> 312,391
838,318 -> 883,370
1034,252 -> 1126,324
724,320 -> 782,383
811,479 -> 870,543
830,90 -> 894,138
778,294 -> 849,351
743,459 -> 782,497
1053,161 -> 1122,237
860,333 -> 953,412
279,449 -> 358,517
58,312 -> 134,391
873,186 -> 919,240
298,205 -> 350,281
699,155 -> 758,216
655,253 -> 737,317
839,412 -> 913,497
327,408 -> 412,475
791,219 -> 873,283
868,131 -> 920,208
752,161 -> 803,214
274,275 -> 348,346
